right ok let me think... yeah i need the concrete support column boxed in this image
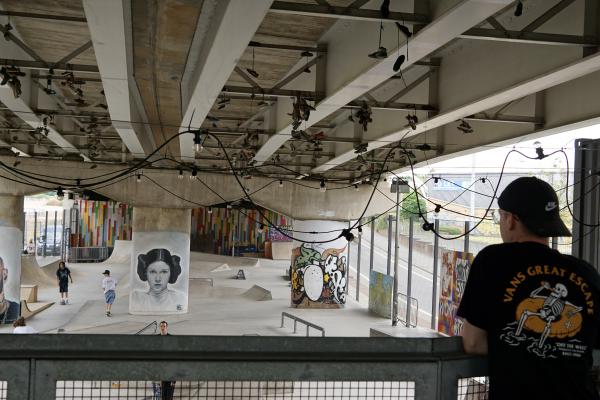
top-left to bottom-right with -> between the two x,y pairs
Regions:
129,207 -> 191,315
290,220 -> 349,309
0,195 -> 24,324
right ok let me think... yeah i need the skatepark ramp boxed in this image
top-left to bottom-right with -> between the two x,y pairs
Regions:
21,255 -> 60,287
104,240 -> 132,265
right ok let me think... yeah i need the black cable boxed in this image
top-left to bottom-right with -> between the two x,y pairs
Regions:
560,149 -> 600,228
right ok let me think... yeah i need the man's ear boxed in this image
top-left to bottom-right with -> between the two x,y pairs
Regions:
2,269 -> 7,281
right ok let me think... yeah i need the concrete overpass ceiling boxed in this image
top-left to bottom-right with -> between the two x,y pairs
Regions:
0,0 -> 599,217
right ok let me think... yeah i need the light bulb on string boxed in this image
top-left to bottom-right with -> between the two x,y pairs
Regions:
319,179 -> 326,193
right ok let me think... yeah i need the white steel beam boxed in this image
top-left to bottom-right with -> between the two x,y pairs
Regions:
83,0 -> 148,158
0,85 -> 89,161
253,0 -> 513,165
179,0 -> 273,163
313,51 -> 600,173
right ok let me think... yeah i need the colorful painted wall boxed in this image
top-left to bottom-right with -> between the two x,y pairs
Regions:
437,250 -> 473,336
190,207 -> 291,256
369,270 -> 393,318
290,220 -> 348,309
75,200 -> 133,248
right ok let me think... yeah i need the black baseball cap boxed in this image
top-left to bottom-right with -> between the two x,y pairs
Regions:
497,177 -> 571,237
102,269 -> 110,275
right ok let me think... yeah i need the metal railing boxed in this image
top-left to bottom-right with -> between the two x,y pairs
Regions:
135,321 -> 157,335
397,293 -> 419,328
0,335 -> 493,400
281,312 -> 325,337
68,246 -> 109,262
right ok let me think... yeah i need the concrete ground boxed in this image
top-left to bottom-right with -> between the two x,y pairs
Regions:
0,252 -> 427,337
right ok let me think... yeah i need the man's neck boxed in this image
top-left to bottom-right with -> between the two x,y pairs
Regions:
510,235 -> 549,246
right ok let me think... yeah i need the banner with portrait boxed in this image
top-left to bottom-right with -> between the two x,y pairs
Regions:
437,250 -> 473,336
0,227 -> 22,324
129,231 -> 189,315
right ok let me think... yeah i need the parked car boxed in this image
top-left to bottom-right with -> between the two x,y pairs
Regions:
37,225 -> 63,256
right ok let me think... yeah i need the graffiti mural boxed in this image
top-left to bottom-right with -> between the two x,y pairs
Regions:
437,250 -> 473,336
291,244 -> 347,308
369,270 -> 393,318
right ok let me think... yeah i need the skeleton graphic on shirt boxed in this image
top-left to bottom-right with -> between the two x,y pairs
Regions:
515,282 -> 582,349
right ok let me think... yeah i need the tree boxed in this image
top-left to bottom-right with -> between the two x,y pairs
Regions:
400,192 -> 427,220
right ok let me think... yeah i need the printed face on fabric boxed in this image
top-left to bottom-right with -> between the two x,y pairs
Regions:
147,261 -> 171,295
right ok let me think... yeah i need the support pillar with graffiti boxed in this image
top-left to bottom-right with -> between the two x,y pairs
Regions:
290,220 -> 348,309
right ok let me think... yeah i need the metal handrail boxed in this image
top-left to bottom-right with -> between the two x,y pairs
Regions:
280,312 -> 325,337
135,321 -> 157,335
397,293 -> 419,328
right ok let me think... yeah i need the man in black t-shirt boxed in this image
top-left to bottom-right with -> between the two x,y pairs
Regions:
56,261 -> 73,305
458,177 -> 600,400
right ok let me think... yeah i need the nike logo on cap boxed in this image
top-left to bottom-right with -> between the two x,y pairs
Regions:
545,202 -> 557,212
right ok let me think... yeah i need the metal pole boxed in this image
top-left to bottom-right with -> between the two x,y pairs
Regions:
392,188 -> 401,326
53,211 -> 58,256
33,212 -> 37,255
356,223 -> 362,301
61,209 -> 66,260
431,219 -> 440,330
551,237 -> 558,250
43,211 -> 48,257
369,218 -> 375,271
406,217 -> 414,327
346,221 -> 351,295
386,214 -> 393,275
464,221 -> 470,255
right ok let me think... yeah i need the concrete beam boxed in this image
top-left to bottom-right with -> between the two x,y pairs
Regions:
83,0 -> 151,158
268,1 -> 429,24
179,0 -> 274,163
253,0 -> 513,165
315,50 -> 600,173
0,84 -> 89,161
0,156 -> 393,220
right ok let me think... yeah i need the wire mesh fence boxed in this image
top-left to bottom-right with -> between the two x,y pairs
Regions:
55,380 -> 416,399
457,376 -> 488,399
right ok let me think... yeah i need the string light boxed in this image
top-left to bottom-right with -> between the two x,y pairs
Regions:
178,169 -> 184,180
279,179 -> 283,188
207,206 -> 213,214
190,167 -> 198,180
56,187 -> 64,200
136,174 -> 141,183
320,179 -> 326,193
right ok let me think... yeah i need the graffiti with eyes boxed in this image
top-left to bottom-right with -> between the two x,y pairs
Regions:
291,244 -> 347,308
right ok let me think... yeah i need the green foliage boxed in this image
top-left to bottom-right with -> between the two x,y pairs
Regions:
400,192 -> 427,220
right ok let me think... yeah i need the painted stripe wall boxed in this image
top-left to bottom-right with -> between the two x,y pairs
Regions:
191,207 -> 290,255
76,200 -> 133,247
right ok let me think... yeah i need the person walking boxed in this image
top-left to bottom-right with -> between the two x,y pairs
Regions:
56,261 -> 73,305
458,177 -> 600,400
157,321 -> 175,400
101,270 -> 117,317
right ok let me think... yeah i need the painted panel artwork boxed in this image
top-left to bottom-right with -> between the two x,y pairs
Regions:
291,243 -> 347,308
129,231 -> 189,315
437,250 -> 473,336
0,227 -> 21,324
369,270 -> 393,318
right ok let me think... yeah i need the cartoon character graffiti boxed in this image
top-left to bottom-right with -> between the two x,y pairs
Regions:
291,244 -> 347,308
501,281 -> 583,358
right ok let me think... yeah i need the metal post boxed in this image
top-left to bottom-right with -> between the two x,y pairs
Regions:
346,221 -> 351,295
356,224 -> 362,301
53,211 -> 58,256
392,187 -> 401,326
33,212 -> 37,255
386,214 -> 393,275
43,211 -> 48,257
431,219 -> 440,330
369,218 -> 375,271
464,221 -> 470,255
406,217 -> 414,328
61,209 -> 66,260
551,237 -> 558,250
